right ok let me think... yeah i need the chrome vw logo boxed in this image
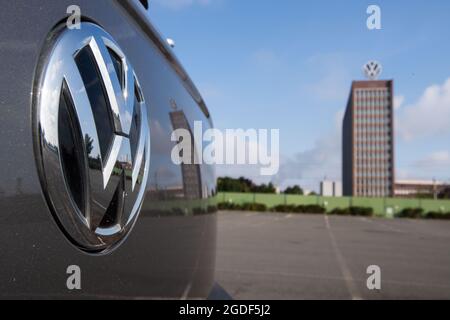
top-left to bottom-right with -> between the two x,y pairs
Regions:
363,61 -> 383,80
34,23 -> 150,252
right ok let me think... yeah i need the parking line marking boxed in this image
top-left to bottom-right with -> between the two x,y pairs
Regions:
245,212 -> 258,217
324,215 -> 363,300
359,217 -> 404,233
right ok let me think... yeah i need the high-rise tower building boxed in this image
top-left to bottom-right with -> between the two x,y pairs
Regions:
343,80 -> 395,197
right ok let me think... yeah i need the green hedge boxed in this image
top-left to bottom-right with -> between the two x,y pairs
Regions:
218,202 -> 268,212
271,204 -> 326,214
426,211 -> 450,220
396,208 -> 425,219
218,192 -> 450,216
218,202 -> 450,220
329,206 -> 374,217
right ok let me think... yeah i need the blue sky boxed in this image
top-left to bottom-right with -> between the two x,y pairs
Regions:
150,0 -> 450,190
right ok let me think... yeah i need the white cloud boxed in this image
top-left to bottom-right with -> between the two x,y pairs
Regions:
397,151 -> 450,181
306,70 -> 350,102
216,110 -> 343,191
154,0 -> 216,10
252,49 -> 282,70
272,111 -> 343,192
198,83 -> 223,101
273,131 -> 341,192
394,95 -> 405,110
302,53 -> 352,102
415,151 -> 450,169
215,129 -> 280,182
397,78 -> 450,141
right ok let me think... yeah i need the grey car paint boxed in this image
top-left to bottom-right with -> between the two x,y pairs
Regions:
0,0 -> 217,298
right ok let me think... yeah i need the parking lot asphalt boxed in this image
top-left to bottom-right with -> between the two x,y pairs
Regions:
216,211 -> 450,300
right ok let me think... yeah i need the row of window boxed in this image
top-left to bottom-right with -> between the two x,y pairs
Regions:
355,144 -> 392,151
356,131 -> 392,138
356,130 -> 391,136
356,161 -> 391,166
356,132 -> 391,138
355,160 -> 392,166
355,114 -> 391,125
355,100 -> 391,109
355,122 -> 392,128
359,141 -> 391,147
356,167 -> 392,172
356,122 -> 391,128
356,156 -> 391,160
357,190 -> 390,196
356,148 -> 392,154
356,131 -> 391,136
355,123 -> 391,129
355,117 -> 391,125
355,89 -> 391,99
355,163 -> 392,169
356,143 -> 392,150
355,104 -> 391,110
356,149 -> 392,155
355,103 -> 391,109
356,163 -> 392,168
355,172 -> 392,178
356,183 -> 392,190
356,121 -> 391,128
356,190 -> 391,197
356,140 -> 392,145
356,180 -> 392,186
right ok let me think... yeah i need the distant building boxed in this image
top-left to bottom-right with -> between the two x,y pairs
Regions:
321,181 -> 333,197
395,180 -> 448,198
343,80 -> 395,197
275,186 -> 281,194
334,181 -> 343,197
320,181 -> 342,197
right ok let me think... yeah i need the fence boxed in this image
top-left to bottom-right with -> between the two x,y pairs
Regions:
217,192 -> 450,216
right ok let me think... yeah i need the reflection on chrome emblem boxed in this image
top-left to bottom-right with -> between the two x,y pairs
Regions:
34,23 -> 150,252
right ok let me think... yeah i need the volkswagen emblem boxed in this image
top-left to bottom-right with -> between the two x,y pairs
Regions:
363,61 -> 383,80
33,23 -> 151,253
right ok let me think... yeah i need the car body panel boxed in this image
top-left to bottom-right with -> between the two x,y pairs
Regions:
0,0 -> 216,299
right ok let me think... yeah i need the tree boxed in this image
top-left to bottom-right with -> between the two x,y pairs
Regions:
217,177 -> 276,194
439,187 -> 450,199
85,134 -> 94,156
284,185 -> 304,195
217,177 -> 253,193
252,182 -> 276,194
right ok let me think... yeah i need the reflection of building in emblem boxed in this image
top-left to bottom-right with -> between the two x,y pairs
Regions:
363,61 -> 383,80
170,110 -> 203,200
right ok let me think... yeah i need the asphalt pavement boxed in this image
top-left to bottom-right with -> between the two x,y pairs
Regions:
216,211 -> 450,300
